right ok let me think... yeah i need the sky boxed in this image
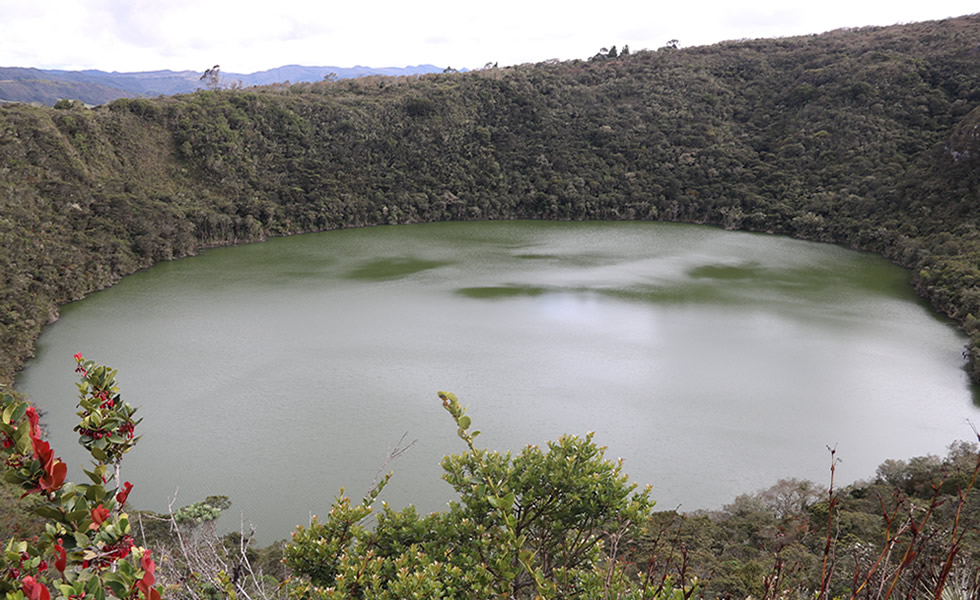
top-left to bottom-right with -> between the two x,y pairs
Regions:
1,0 -> 977,74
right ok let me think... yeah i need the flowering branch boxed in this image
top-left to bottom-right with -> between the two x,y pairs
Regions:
1,354 -> 163,600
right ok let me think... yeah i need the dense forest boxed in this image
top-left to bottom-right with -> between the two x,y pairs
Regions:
1,16 -> 979,389
1,14 -> 980,600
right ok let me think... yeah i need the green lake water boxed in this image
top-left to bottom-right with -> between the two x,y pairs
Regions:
16,221 -> 980,543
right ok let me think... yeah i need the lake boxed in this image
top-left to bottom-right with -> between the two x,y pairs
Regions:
16,220 -> 980,543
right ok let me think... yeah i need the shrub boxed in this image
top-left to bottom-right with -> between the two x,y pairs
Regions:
284,392 -> 669,599
1,355 -> 162,600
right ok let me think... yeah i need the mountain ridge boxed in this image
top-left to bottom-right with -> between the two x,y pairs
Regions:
0,63 -> 447,106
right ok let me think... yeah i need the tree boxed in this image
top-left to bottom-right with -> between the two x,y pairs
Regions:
199,65 -> 221,91
755,478 -> 821,520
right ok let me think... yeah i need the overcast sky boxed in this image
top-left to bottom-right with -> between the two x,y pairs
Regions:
1,1 -> 976,74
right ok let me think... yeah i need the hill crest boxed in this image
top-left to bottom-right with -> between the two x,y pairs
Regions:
0,63 -> 447,106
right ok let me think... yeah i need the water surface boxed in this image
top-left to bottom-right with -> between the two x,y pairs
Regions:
17,221 -> 979,543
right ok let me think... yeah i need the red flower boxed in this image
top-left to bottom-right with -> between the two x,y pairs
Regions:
21,576 -> 50,600
116,481 -> 134,507
140,551 -> 155,580
106,535 -> 134,561
33,441 -> 67,495
73,353 -> 88,376
25,406 -> 41,439
53,538 -> 66,575
20,408 -> 68,497
89,504 -> 110,530
134,551 -> 160,600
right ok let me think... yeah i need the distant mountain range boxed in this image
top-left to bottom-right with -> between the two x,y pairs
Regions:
0,64 -> 448,106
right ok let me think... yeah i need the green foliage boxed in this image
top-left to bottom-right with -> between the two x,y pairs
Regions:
0,356 -> 162,600
401,95 -> 436,118
52,99 -> 84,111
285,488 -> 382,592
285,392 -> 667,599
73,358 -> 142,466
172,495 -> 231,525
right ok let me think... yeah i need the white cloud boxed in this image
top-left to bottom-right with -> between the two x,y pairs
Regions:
0,0 -> 976,73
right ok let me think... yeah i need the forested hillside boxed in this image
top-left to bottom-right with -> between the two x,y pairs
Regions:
1,15 -> 979,386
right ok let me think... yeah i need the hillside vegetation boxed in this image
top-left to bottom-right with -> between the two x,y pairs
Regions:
1,15 -> 980,387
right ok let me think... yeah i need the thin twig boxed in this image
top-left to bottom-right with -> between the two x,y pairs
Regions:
368,431 -> 417,490
818,445 -> 840,600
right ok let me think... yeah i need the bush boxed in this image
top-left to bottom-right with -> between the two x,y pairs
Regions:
1,354 -> 162,600
284,392 -> 666,599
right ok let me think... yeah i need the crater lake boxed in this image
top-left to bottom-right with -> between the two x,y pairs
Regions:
16,221 -> 980,543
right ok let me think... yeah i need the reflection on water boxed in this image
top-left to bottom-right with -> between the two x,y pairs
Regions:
16,221 -> 980,543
